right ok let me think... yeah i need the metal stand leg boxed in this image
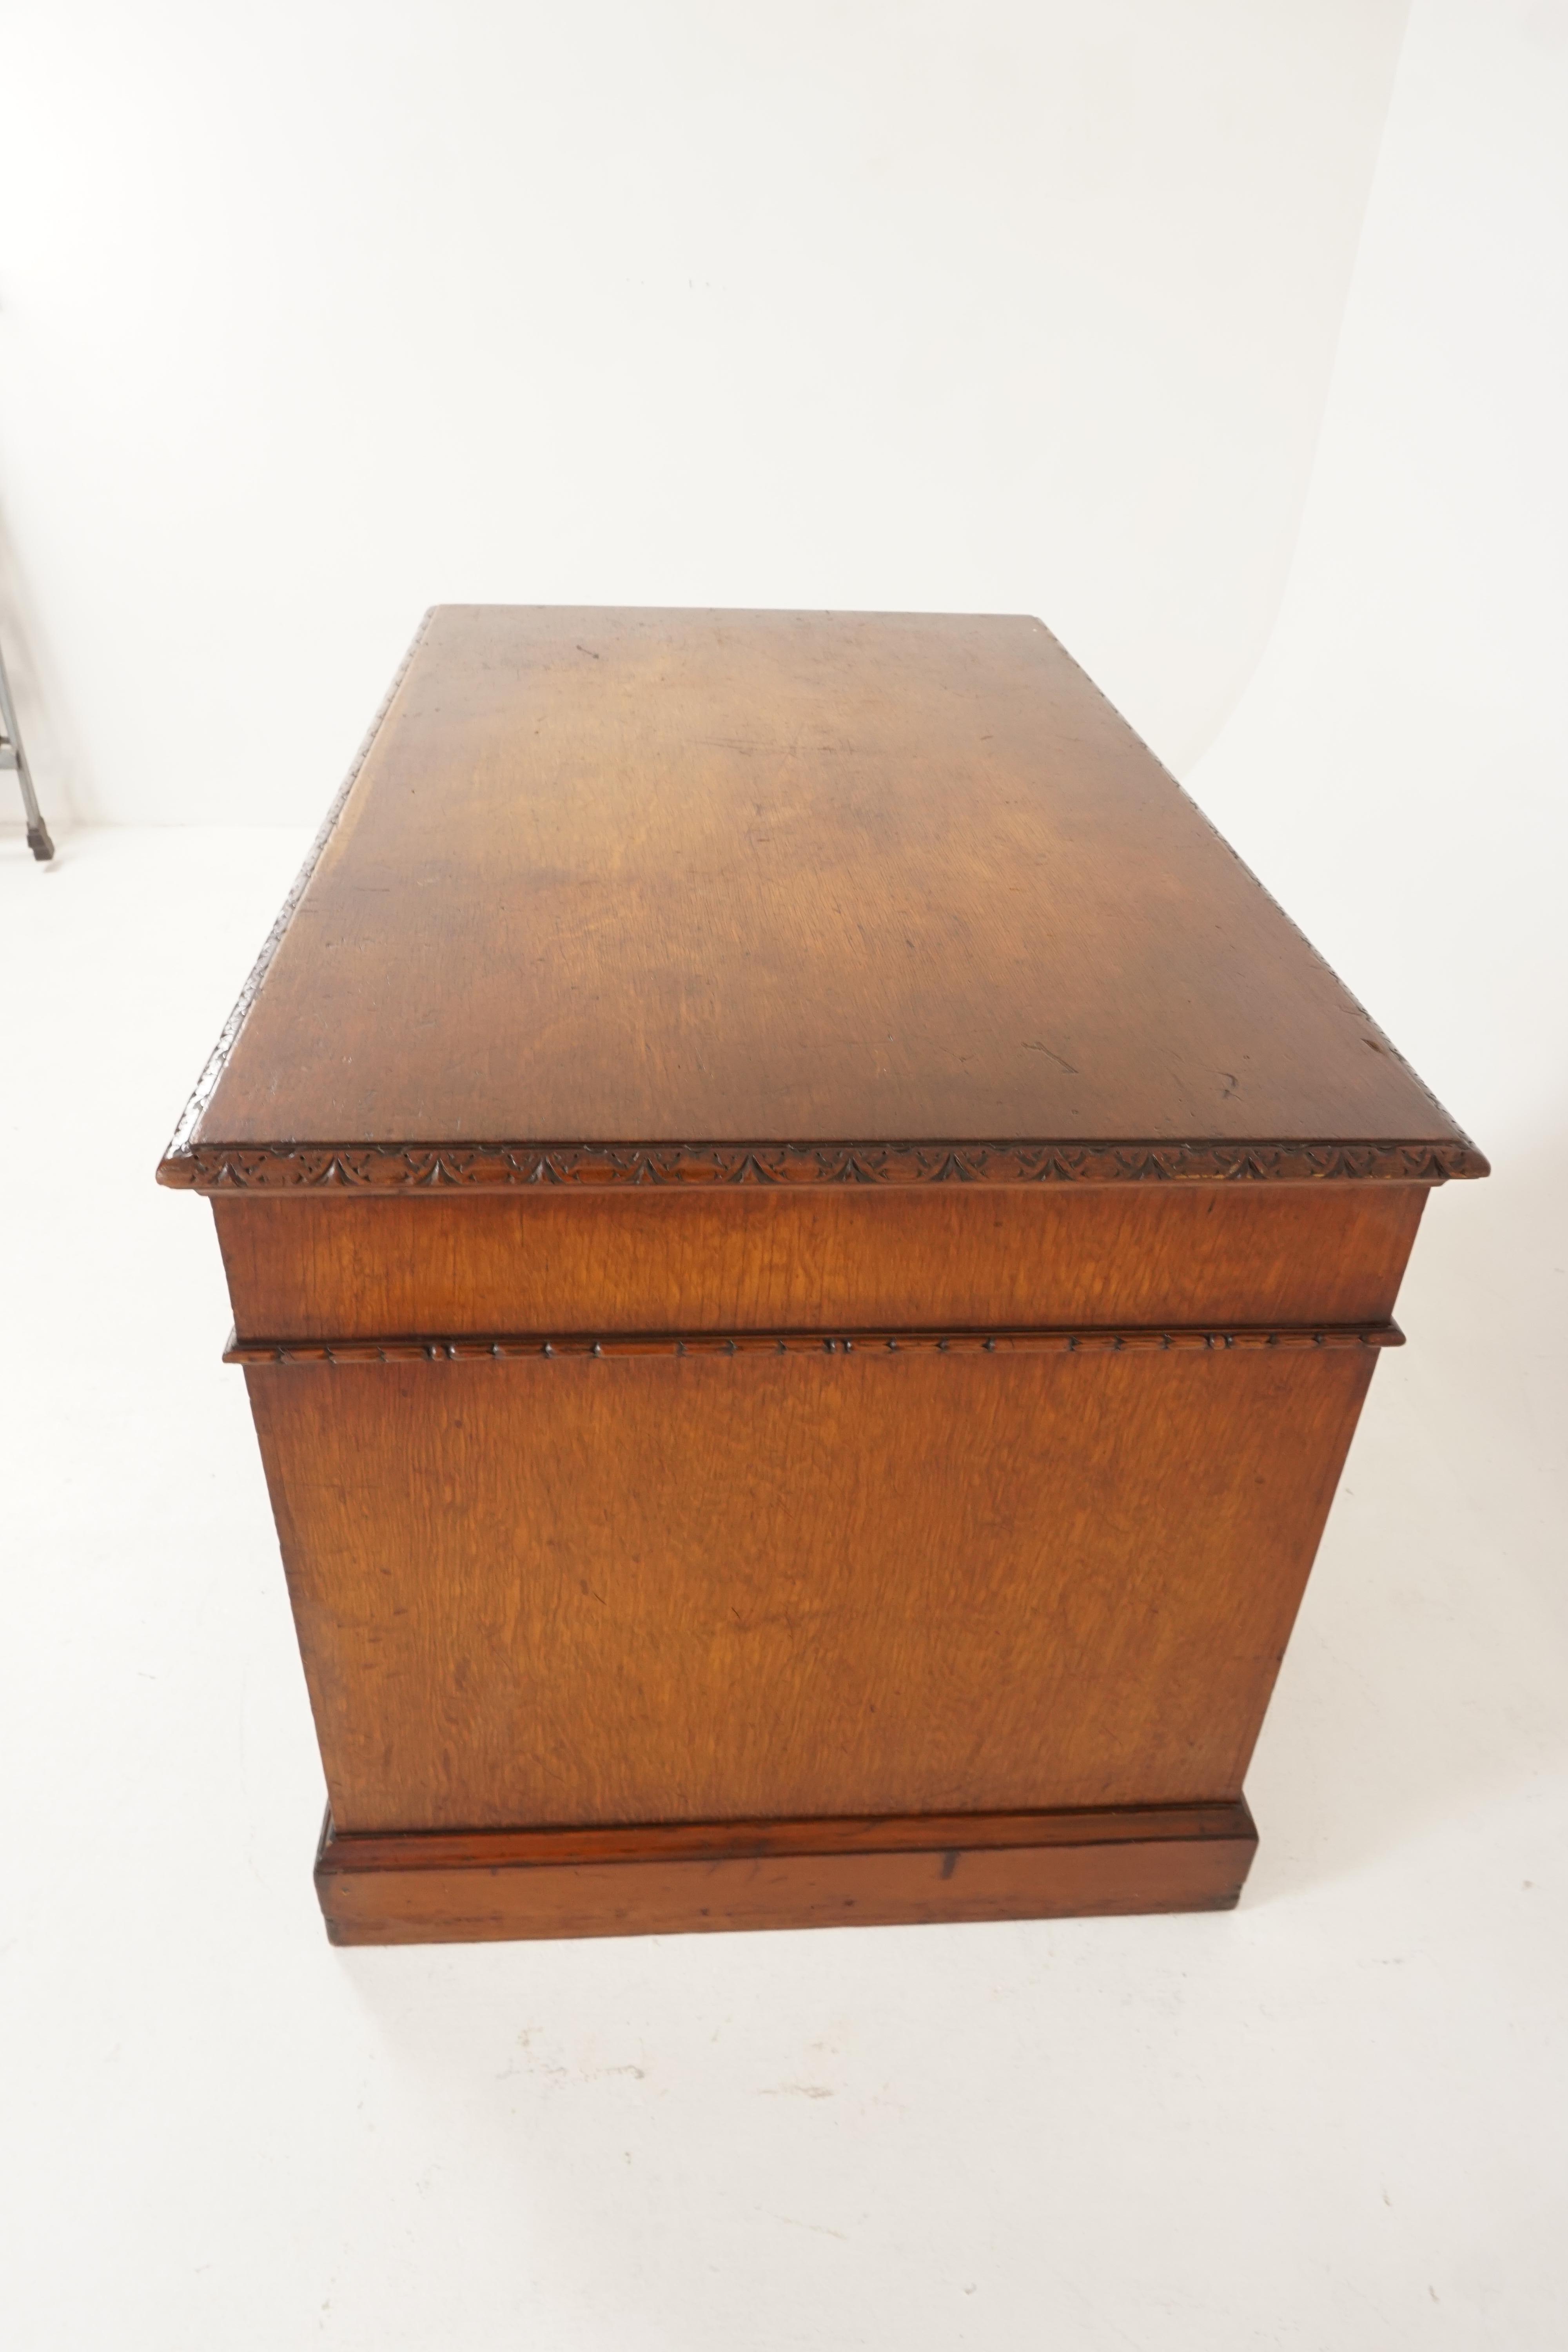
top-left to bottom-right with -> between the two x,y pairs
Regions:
0,633 -> 53,861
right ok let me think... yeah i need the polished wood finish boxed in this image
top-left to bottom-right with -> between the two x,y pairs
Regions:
157,607 -> 1485,1943
316,1801 -> 1258,1945
245,1339 -> 1376,1833
212,1181 -> 1426,1341
158,606 -> 1485,1185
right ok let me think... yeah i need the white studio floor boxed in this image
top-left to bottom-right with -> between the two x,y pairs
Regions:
3,822 -> 1564,2351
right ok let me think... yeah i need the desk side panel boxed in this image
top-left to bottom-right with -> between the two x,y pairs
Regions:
245,1339 -> 1377,1834
215,1181 -> 1426,1341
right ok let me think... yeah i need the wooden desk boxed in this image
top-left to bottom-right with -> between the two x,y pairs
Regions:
159,607 -> 1486,1943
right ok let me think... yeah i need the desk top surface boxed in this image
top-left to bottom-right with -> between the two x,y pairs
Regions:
162,606 -> 1483,1191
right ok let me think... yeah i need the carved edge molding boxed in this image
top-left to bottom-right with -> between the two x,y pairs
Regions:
158,608 -> 438,1169
225,1321 -> 1404,1366
160,1137 -> 1490,1190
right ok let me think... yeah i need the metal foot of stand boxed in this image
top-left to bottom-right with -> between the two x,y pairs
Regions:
0,633 -> 53,861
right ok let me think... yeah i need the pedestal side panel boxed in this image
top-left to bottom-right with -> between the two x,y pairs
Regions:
245,1340 -> 1379,1833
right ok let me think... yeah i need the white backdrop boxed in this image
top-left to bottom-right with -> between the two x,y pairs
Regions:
1187,0 -> 1568,1176
0,0 -> 1408,823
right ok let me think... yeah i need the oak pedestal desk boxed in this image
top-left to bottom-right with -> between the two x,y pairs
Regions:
159,607 -> 1486,1945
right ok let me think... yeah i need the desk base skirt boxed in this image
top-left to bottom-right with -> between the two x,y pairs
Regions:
315,1799 -> 1258,1944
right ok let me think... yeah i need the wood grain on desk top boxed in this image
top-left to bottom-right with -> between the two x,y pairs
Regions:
171,606 -> 1483,1173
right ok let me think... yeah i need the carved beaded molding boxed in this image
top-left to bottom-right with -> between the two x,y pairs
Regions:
225,1323 -> 1403,1366
161,1138 -> 1487,1191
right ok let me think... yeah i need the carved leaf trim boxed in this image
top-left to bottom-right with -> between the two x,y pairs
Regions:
161,1137 -> 1488,1189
